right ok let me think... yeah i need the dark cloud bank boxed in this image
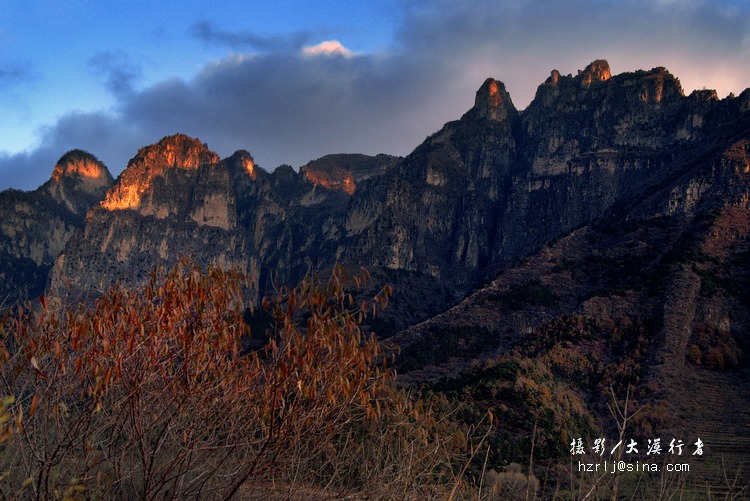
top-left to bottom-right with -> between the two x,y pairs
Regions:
1,0 -> 748,191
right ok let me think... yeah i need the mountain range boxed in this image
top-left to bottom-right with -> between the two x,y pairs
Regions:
2,59 -> 749,493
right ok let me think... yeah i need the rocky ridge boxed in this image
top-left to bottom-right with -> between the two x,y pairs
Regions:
0,151 -> 114,303
5,59 -> 749,332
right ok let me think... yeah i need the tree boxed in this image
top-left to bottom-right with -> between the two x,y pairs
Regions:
0,259 -> 471,499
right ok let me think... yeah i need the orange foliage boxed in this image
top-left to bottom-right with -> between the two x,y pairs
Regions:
0,259 -> 464,499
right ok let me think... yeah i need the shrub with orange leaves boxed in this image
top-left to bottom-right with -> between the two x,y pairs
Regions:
0,259 -> 471,499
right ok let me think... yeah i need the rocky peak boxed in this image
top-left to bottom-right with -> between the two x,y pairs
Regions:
545,69 -> 561,87
300,156 -> 363,195
49,150 -> 112,187
102,134 -> 220,211
44,150 -> 113,214
469,78 -> 518,122
690,89 -> 718,102
224,150 -> 257,182
301,165 -> 356,195
642,67 -> 683,102
131,133 -> 219,170
576,59 -> 611,86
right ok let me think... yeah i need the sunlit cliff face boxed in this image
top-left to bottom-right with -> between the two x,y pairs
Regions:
101,185 -> 143,211
303,168 -> 356,195
243,156 -> 256,180
486,80 -> 502,108
102,134 -> 220,211
579,59 -> 611,87
52,160 -> 100,182
50,155 -> 111,189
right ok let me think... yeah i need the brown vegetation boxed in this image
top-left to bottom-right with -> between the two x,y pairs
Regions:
0,259 -> 477,499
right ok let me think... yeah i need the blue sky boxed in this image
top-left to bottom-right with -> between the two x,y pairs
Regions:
1,0 -> 749,190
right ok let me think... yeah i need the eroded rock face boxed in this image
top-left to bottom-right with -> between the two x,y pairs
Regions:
469,78 -> 518,122
0,151 -> 114,303
45,150 -> 113,214
11,60 -> 750,333
300,153 -> 401,195
302,164 -> 356,195
47,141 -> 400,303
102,134 -> 220,212
48,136 -> 252,302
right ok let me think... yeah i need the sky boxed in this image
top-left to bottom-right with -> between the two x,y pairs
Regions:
1,0 -> 749,191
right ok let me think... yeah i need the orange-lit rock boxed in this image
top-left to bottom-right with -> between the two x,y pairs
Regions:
50,151 -> 110,184
469,77 -> 518,122
301,165 -> 356,194
45,150 -> 114,214
547,69 -> 560,86
578,59 -> 611,87
102,134 -> 220,211
242,156 -> 256,180
0,150 -> 113,303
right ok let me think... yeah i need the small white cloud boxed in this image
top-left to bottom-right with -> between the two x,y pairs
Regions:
302,40 -> 355,58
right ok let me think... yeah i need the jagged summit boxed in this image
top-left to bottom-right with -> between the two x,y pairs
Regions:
229,150 -> 257,180
123,133 -> 219,172
102,134 -> 220,211
49,150 -> 112,186
532,60 -> 689,109
43,150 -> 114,214
576,58 -> 611,86
467,78 -> 518,122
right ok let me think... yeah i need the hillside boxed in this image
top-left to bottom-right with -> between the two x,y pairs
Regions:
393,135 -> 750,492
0,150 -> 113,304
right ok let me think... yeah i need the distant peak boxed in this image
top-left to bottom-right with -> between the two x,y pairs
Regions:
50,150 -> 112,185
43,150 -> 113,213
134,134 -> 220,170
546,69 -> 561,86
577,59 -> 611,86
102,133 -> 220,211
301,162 -> 356,195
470,78 -> 518,121
225,150 -> 257,181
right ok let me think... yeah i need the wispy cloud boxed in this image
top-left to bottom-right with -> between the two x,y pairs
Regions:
190,20 -> 310,52
0,63 -> 34,86
88,52 -> 142,98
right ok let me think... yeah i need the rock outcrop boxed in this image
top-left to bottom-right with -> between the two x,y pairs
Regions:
47,137 -> 403,305
0,151 -> 113,303
101,134 -> 221,213
3,60 -> 747,334
44,150 -> 113,214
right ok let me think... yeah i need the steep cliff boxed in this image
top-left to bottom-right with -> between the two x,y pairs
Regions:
340,60 -> 749,301
48,136 -> 254,302
0,150 -> 113,304
47,137 -> 404,304
14,60 -> 750,335
392,96 -> 750,488
44,149 -> 113,214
